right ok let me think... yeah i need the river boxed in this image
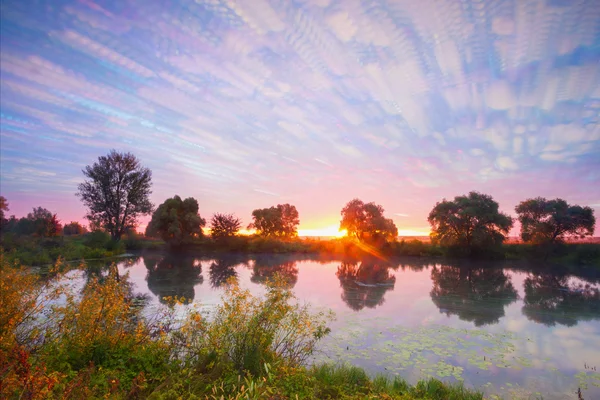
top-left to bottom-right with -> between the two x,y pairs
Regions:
86,253 -> 600,399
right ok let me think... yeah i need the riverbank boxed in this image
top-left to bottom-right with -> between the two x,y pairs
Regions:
2,233 -> 599,269
1,258 -> 484,400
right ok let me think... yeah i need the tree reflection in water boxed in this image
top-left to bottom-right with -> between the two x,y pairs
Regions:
144,254 -> 203,303
430,266 -> 518,326
522,274 -> 600,327
209,256 -> 249,288
336,258 -> 397,311
249,255 -> 299,288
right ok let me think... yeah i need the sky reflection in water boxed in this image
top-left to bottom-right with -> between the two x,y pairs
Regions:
94,254 -> 600,400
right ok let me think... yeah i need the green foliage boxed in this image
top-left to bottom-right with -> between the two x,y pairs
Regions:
84,230 -> 111,248
1,206 -> 62,238
172,275 -> 333,376
340,199 -> 398,243
249,203 -> 299,238
146,195 -> 206,248
77,150 -> 154,241
515,197 -> 596,244
428,192 -> 513,256
0,233 -> 126,266
62,221 -> 86,236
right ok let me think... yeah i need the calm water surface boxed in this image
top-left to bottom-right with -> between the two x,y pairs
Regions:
97,253 -> 600,399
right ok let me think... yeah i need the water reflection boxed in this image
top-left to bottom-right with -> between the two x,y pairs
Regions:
430,266 -> 518,326
208,256 -> 248,288
336,258 -> 397,311
94,254 -> 600,400
250,255 -> 299,288
522,273 -> 600,327
144,254 -> 203,303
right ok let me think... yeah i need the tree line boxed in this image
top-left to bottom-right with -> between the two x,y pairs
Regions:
0,150 -> 596,254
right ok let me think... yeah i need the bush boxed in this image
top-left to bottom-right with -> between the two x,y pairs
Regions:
172,275 -> 333,376
83,230 -> 111,249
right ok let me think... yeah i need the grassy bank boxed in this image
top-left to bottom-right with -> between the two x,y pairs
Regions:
1,258 -> 484,400
0,231 -> 165,266
2,230 -> 599,268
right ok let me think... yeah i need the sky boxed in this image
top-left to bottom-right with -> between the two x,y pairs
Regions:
1,0 -> 599,236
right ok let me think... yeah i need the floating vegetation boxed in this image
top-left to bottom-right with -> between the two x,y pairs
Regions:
313,314 -> 594,399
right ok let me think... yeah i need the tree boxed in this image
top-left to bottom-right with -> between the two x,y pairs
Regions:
248,204 -> 299,238
428,192 -> 513,255
11,207 -> 62,237
146,195 -> 206,247
515,198 -> 595,244
77,150 -> 153,241
0,196 -> 8,227
340,199 -> 398,243
63,221 -> 87,236
210,213 -> 242,240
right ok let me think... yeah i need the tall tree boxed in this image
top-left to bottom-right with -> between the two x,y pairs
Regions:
146,195 -> 205,247
340,199 -> 398,243
248,204 -> 299,238
77,150 -> 153,241
210,213 -> 242,240
515,197 -> 595,244
428,192 -> 513,255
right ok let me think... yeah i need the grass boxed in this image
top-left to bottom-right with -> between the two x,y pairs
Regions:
0,232 -> 165,266
1,257 -> 487,400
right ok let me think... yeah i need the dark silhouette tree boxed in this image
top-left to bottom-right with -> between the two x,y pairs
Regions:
0,196 -> 8,228
340,199 -> 397,243
210,213 -> 242,240
4,207 -> 63,237
146,195 -> 205,247
248,204 -> 299,238
336,259 -> 397,311
522,273 -> 600,327
144,254 -> 203,303
428,192 -> 513,255
430,265 -> 518,326
77,150 -> 153,241
63,221 -> 87,236
515,198 -> 595,244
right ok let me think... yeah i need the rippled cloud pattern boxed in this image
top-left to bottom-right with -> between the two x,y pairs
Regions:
1,0 -> 599,230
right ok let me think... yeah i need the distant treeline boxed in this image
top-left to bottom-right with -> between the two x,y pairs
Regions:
0,150 -> 596,263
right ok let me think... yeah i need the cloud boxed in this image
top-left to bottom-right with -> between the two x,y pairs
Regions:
0,0 -> 598,233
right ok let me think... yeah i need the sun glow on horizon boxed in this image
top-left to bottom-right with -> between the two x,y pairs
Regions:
298,225 -> 347,238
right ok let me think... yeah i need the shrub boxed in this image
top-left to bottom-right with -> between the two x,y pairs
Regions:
172,275 -> 334,376
84,230 -> 111,249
